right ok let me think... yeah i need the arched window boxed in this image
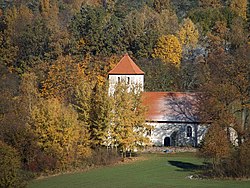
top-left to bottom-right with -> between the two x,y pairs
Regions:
127,77 -> 130,84
118,77 -> 120,83
187,126 -> 192,137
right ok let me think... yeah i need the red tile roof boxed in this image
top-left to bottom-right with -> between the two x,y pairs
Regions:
109,54 -> 144,75
142,92 -> 199,122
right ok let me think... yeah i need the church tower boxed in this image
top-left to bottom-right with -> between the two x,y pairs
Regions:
108,54 -> 144,94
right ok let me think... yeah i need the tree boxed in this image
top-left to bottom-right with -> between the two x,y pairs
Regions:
70,5 -> 122,57
0,30 -> 18,68
153,0 -> 171,13
198,0 -> 222,8
123,5 -> 179,58
0,68 -> 41,172
0,5 -> 33,69
152,34 -> 182,66
0,141 -> 26,188
137,58 -> 181,91
110,83 -> 150,156
230,0 -> 247,20
72,78 -> 93,134
31,98 -> 91,170
41,56 -> 81,101
16,18 -> 52,71
179,56 -> 205,91
89,83 -> 114,147
188,7 -> 235,35
199,123 -> 231,171
198,43 -> 250,178
179,18 -> 199,50
229,17 -> 248,49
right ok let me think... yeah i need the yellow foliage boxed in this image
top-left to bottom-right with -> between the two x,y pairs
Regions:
179,18 -> 199,48
152,34 -> 182,66
41,56 -> 84,100
230,0 -> 247,19
76,38 -> 86,50
111,84 -> 150,152
31,98 -> 91,168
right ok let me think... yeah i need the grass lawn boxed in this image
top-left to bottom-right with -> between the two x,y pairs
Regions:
28,152 -> 250,188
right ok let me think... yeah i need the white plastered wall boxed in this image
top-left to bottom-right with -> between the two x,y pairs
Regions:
109,74 -> 144,95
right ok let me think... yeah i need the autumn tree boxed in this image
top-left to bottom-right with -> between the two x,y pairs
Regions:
179,18 -> 199,50
199,123 -> 231,172
41,56 -> 81,101
230,0 -> 248,20
179,56 -> 206,91
125,5 -> 179,58
0,67 -> 42,172
31,98 -> 91,170
153,0 -> 171,13
0,141 -> 27,188
152,34 -> 182,66
0,5 -> 33,69
198,0 -> 222,8
110,83 -> 150,156
89,83 -> 114,147
188,6 -> 235,35
198,39 -> 250,177
229,17 -> 248,49
137,58 -> 181,91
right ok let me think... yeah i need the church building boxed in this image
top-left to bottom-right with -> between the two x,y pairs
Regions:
108,54 -> 207,147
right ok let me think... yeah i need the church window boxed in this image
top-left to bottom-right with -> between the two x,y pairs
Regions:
127,77 -> 130,84
187,126 -> 192,137
118,77 -> 120,83
146,129 -> 151,136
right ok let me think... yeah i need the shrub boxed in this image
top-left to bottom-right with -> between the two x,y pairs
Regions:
199,139 -> 250,178
0,140 -> 27,188
238,140 -> 250,177
88,147 -> 121,166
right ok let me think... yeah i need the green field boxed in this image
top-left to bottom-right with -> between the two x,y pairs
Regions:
28,152 -> 250,188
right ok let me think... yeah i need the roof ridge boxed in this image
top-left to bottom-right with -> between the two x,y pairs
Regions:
108,54 -> 144,75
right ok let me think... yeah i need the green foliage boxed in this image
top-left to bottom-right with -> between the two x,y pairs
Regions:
16,19 -> 54,70
131,30 -> 158,58
0,31 -> 18,68
171,0 -> 199,18
188,7 -> 236,35
70,3 -> 179,58
137,58 -> 180,91
70,5 -> 124,57
0,140 -> 26,188
153,0 -> 171,13
198,0 -> 222,8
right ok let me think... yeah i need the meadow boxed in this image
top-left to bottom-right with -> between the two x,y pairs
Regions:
28,152 -> 250,188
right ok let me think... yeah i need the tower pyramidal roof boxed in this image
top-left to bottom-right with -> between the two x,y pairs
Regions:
109,54 -> 144,75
